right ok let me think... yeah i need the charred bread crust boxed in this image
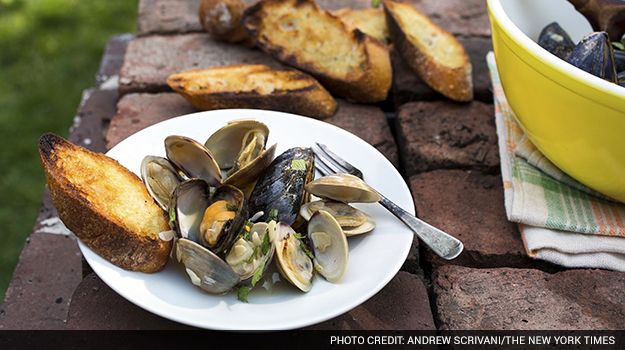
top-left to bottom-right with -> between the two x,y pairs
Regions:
242,0 -> 392,103
39,133 -> 171,273
167,65 -> 338,119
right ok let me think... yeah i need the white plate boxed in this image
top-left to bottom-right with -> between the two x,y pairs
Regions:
79,109 -> 414,330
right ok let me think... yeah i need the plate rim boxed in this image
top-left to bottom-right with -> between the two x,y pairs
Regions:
80,108 -> 414,330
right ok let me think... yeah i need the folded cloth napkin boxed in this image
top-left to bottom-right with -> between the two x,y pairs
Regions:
487,52 -> 625,272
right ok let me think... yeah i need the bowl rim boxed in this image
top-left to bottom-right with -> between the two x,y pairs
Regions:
487,0 -> 625,100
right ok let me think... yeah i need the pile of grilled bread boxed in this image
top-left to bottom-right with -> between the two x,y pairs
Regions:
178,0 -> 473,119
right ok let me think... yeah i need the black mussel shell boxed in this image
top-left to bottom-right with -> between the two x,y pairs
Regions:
618,70 -> 625,86
614,49 -> 625,73
538,22 -> 575,60
248,147 -> 315,227
567,32 -> 618,83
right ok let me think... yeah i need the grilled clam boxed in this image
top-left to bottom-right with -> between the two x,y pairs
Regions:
205,120 -> 277,188
300,200 -> 375,236
175,238 -> 240,294
308,210 -> 349,283
305,173 -> 381,203
165,135 -> 223,186
225,220 -> 277,282
140,156 -> 182,211
274,223 -> 313,292
170,179 -> 247,255
248,147 -> 315,226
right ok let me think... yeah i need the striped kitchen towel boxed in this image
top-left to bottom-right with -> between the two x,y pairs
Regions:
487,52 -> 625,271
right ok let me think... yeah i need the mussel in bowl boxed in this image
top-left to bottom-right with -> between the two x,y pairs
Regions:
170,179 -> 247,256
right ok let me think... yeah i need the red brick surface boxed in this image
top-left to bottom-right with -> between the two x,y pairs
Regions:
397,101 -> 499,176
410,170 -> 531,267
137,0 -> 203,36
434,265 -> 625,330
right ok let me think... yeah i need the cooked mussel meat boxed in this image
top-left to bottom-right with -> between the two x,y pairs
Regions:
567,31 -> 618,82
204,120 -> 277,188
165,135 -> 223,186
300,200 -> 375,236
308,210 -> 349,283
171,179 -> 247,255
305,173 -> 380,203
225,220 -> 277,282
175,238 -> 240,294
248,147 -> 315,226
273,223 -> 313,292
140,156 -> 182,211
538,22 -> 575,60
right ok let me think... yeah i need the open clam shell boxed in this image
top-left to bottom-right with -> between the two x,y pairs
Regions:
225,220 -> 277,282
140,155 -> 182,211
300,200 -> 375,237
308,210 -> 349,283
170,179 -> 211,243
273,223 -> 313,292
175,238 -> 240,294
305,173 -> 381,203
165,135 -> 223,186
204,120 -> 276,188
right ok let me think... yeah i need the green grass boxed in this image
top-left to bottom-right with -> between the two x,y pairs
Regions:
0,0 -> 137,301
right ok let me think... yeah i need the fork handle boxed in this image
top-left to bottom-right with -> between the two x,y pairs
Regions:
378,194 -> 464,260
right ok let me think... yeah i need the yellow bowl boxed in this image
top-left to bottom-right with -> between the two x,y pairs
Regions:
488,0 -> 625,202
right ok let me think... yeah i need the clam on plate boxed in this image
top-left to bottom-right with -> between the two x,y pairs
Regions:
78,109 -> 414,330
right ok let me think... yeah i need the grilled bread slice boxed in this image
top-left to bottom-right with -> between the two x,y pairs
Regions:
333,7 -> 390,44
242,0 -> 392,103
383,0 -> 473,102
168,64 -> 337,119
39,133 -> 172,273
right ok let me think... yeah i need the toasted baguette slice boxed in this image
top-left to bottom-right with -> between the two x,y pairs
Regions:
39,133 -> 172,273
242,0 -> 392,103
168,64 -> 337,119
384,0 -> 473,102
333,7 -> 390,44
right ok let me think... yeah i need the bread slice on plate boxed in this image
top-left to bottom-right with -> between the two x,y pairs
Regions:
168,64 -> 338,119
242,0 -> 392,103
383,0 -> 473,102
333,7 -> 390,44
39,133 -> 172,273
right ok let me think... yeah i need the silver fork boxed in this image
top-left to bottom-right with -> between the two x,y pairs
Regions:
313,143 -> 464,260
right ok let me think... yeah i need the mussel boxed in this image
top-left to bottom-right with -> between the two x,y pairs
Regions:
175,238 -> 240,294
308,210 -> 349,283
140,156 -> 182,211
273,223 -> 313,292
567,31 -> 618,83
225,220 -> 277,282
248,147 -> 315,226
204,120 -> 277,188
305,173 -> 381,203
170,179 -> 247,255
300,200 -> 375,236
538,22 -> 575,60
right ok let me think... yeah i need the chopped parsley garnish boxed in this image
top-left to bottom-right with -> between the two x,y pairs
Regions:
371,0 -> 381,8
226,203 -> 239,212
237,286 -> 251,302
267,208 -> 279,222
168,207 -> 176,225
261,229 -> 271,255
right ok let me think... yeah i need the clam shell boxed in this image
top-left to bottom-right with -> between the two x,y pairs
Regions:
140,156 -> 182,211
165,135 -> 222,186
308,210 -> 349,283
305,173 -> 380,203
